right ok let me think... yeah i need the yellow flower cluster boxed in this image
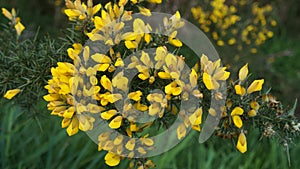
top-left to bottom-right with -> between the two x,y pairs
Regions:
43,0 -> 185,167
216,63 -> 264,153
2,8 -> 25,36
191,0 -> 276,54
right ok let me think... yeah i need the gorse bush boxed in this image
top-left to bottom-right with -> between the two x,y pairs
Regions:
1,0 -> 299,169
191,0 -> 277,59
0,8 -> 68,111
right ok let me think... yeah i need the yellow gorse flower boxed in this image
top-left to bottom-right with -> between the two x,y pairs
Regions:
239,63 -> 248,82
64,0 -> 101,21
4,89 -> 21,99
2,8 -> 25,36
122,18 -> 152,49
104,152 -> 121,166
191,0 -> 276,54
231,107 -> 244,128
235,64 -> 264,96
41,1 -> 295,168
200,54 -> 230,90
236,132 -> 247,153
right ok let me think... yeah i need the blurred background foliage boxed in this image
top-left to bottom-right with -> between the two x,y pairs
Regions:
0,0 -> 300,168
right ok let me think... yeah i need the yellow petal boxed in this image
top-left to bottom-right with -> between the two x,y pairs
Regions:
148,103 -> 160,116
169,38 -> 182,47
130,123 -> 139,132
125,139 -> 136,151
63,107 -> 75,118
134,102 -> 148,111
250,101 -> 260,110
90,76 -> 98,86
66,117 -> 79,136
144,34 -> 151,44
236,132 -> 247,153
234,85 -> 246,96
192,125 -> 201,131
43,94 -> 59,101
4,89 -> 21,99
247,79 -> 264,94
101,109 -> 117,120
101,75 -> 112,91
248,109 -> 257,117
62,118 -> 71,128
115,58 -> 124,67
137,147 -> 147,154
140,138 -> 154,146
172,87 -> 182,96
104,152 -> 121,166
158,72 -> 171,79
231,107 -> 244,116
213,68 -> 230,81
119,0 -> 128,6
92,4 -> 101,15
190,69 -> 198,88
128,91 -> 142,101
189,108 -> 202,125
64,9 -> 81,17
239,63 -> 248,81
14,22 -> 25,36
125,40 -> 138,49
78,115 -> 93,131
203,72 -> 214,90
138,7 -> 151,16
232,116 -> 243,128
138,73 -> 149,80
2,8 -> 12,20
113,135 -> 124,145
109,116 -> 122,129
91,53 -> 111,63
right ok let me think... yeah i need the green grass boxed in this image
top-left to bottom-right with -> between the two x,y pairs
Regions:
1,100 -> 299,169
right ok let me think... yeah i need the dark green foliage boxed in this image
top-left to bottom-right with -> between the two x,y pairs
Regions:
0,24 -> 68,112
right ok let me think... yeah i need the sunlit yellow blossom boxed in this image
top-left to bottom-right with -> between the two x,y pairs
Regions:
201,55 -> 230,90
66,116 -> 79,136
231,107 -> 244,128
247,79 -> 264,94
138,6 -> 151,16
189,107 -> 203,131
250,101 -> 260,110
168,31 -> 182,47
2,8 -> 13,20
105,152 -> 121,166
147,93 -> 167,117
101,109 -> 118,120
239,63 -> 248,82
4,89 -> 21,99
109,115 -> 123,129
165,81 -> 182,96
234,85 -> 246,96
128,91 -> 143,101
248,109 -> 257,117
2,8 -> 25,36
122,18 -> 152,49
64,0 -> 101,21
125,139 -> 136,151
236,132 -> 247,153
